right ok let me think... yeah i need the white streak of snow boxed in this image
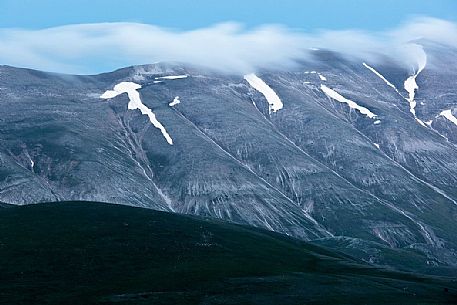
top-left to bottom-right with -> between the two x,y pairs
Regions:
374,120 -> 381,125
100,90 -> 118,99
23,150 -> 35,173
320,85 -> 377,119
100,82 -> 174,145
318,74 -> 327,81
244,73 -> 283,113
416,118 -> 426,127
363,62 -> 400,94
169,96 -> 181,107
404,76 -> 419,116
403,50 -> 427,125
440,109 -> 457,126
373,143 -> 380,149
155,75 -> 188,80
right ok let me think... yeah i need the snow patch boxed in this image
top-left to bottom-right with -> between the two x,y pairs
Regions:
320,85 -> 377,119
304,71 -> 326,81
373,143 -> 380,149
425,120 -> 433,126
244,73 -> 283,113
374,120 -> 381,125
440,109 -> 457,126
404,75 -> 419,115
100,82 -> 174,145
155,75 -> 188,80
416,118 -> 426,127
100,90 -> 119,99
403,49 -> 427,126
169,96 -> 181,107
363,62 -> 399,94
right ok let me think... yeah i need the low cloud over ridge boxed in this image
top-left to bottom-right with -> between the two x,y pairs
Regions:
0,17 -> 456,74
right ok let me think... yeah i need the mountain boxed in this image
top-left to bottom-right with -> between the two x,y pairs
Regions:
0,41 -> 456,272
0,201 -> 456,305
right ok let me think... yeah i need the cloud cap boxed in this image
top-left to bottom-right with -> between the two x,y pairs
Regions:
1,17 -> 456,74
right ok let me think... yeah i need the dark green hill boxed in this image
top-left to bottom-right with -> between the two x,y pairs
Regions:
0,201 -> 455,305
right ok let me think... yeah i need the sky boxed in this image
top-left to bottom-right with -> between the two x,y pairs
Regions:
1,0 -> 456,31
1,0 -> 457,74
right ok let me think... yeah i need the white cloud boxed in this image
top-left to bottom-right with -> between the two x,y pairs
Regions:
0,17 -> 456,74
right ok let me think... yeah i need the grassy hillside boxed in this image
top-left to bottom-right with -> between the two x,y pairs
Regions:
0,201 -> 456,304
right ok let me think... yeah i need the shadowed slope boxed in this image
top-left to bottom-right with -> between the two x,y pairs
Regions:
0,201 -> 455,305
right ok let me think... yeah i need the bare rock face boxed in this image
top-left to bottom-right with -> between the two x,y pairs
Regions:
0,45 -> 456,271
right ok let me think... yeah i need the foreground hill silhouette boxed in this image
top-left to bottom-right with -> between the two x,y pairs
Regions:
0,201 -> 455,304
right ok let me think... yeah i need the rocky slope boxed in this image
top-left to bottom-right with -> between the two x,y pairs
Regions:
0,42 -> 456,270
